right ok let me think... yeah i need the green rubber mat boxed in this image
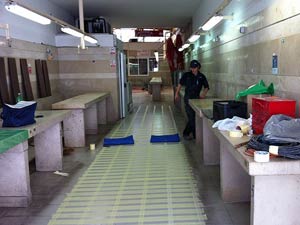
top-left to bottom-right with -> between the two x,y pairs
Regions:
0,129 -> 28,153
48,105 -> 207,225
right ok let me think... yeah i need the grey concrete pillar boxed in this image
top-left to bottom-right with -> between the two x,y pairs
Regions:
35,123 -> 63,171
220,139 -> 251,202
63,109 -> 85,147
85,104 -> 98,134
0,141 -> 32,207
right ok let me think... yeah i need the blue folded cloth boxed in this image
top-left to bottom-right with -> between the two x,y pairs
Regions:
150,134 -> 180,143
103,135 -> 134,147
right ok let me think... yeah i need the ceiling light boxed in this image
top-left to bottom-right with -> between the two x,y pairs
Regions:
84,35 -> 98,44
188,34 -> 200,43
5,2 -> 51,25
154,51 -> 159,62
182,43 -> 190,49
61,27 -> 84,38
202,15 -> 223,31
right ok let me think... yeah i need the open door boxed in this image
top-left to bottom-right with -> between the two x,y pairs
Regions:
118,51 -> 127,118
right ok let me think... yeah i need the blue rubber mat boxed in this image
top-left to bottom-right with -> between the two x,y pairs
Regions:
150,133 -> 180,143
103,135 -> 134,147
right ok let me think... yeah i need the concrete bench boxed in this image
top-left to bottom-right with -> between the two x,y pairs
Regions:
0,110 -> 71,207
150,77 -> 162,101
52,92 -> 110,147
194,106 -> 300,225
189,98 -> 224,165
216,129 -> 300,225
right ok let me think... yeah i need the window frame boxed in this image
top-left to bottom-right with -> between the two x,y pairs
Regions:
128,57 -> 158,76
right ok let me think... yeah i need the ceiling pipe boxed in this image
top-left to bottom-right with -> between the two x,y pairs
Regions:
78,0 -> 85,49
216,0 -> 232,14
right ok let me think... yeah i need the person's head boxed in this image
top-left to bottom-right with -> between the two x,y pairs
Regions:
190,60 -> 201,74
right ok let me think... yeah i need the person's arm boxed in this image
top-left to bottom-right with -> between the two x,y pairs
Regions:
175,84 -> 182,101
200,74 -> 209,99
200,87 -> 209,99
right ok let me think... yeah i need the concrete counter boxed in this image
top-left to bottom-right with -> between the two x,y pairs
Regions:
0,110 -> 71,207
216,123 -> 300,225
150,77 -> 162,101
52,92 -> 110,147
189,98 -> 223,165
0,130 -> 28,154
52,92 -> 109,110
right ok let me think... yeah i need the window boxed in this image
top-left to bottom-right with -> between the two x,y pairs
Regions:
139,59 -> 148,75
129,58 -> 139,75
149,57 -> 158,72
128,57 -> 159,76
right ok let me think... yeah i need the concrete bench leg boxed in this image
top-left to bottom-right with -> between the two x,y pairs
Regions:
85,104 -> 98,134
203,117 -> 220,165
152,84 -> 161,101
0,142 -> 32,207
35,123 -> 63,171
97,99 -> 107,125
220,139 -> 251,202
251,175 -> 300,225
195,114 -> 203,146
63,109 -> 85,147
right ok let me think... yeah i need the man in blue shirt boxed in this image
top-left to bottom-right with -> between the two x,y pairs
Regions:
175,60 -> 209,140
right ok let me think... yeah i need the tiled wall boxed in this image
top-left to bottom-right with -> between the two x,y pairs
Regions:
57,47 -> 119,122
0,37 -> 62,109
187,0 -> 300,115
0,37 -> 119,121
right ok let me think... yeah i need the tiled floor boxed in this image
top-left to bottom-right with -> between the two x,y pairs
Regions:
0,87 -> 250,225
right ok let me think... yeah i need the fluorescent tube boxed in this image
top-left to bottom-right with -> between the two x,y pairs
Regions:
154,51 -> 159,62
5,2 -> 51,25
61,27 -> 84,38
202,16 -> 223,31
182,43 -> 190,49
84,35 -> 98,44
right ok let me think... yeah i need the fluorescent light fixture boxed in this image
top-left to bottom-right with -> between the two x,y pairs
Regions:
5,2 -> 51,25
188,34 -> 200,43
182,43 -> 190,49
154,51 -> 159,62
61,27 -> 84,38
61,27 -> 97,44
84,35 -> 98,44
178,47 -> 184,52
4,0 -> 100,48
202,15 -> 223,31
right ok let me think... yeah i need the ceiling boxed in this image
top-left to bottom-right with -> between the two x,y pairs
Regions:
48,0 -> 203,29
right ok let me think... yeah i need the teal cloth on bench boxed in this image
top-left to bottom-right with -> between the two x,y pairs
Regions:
103,135 -> 134,147
0,130 -> 29,153
150,134 -> 180,143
